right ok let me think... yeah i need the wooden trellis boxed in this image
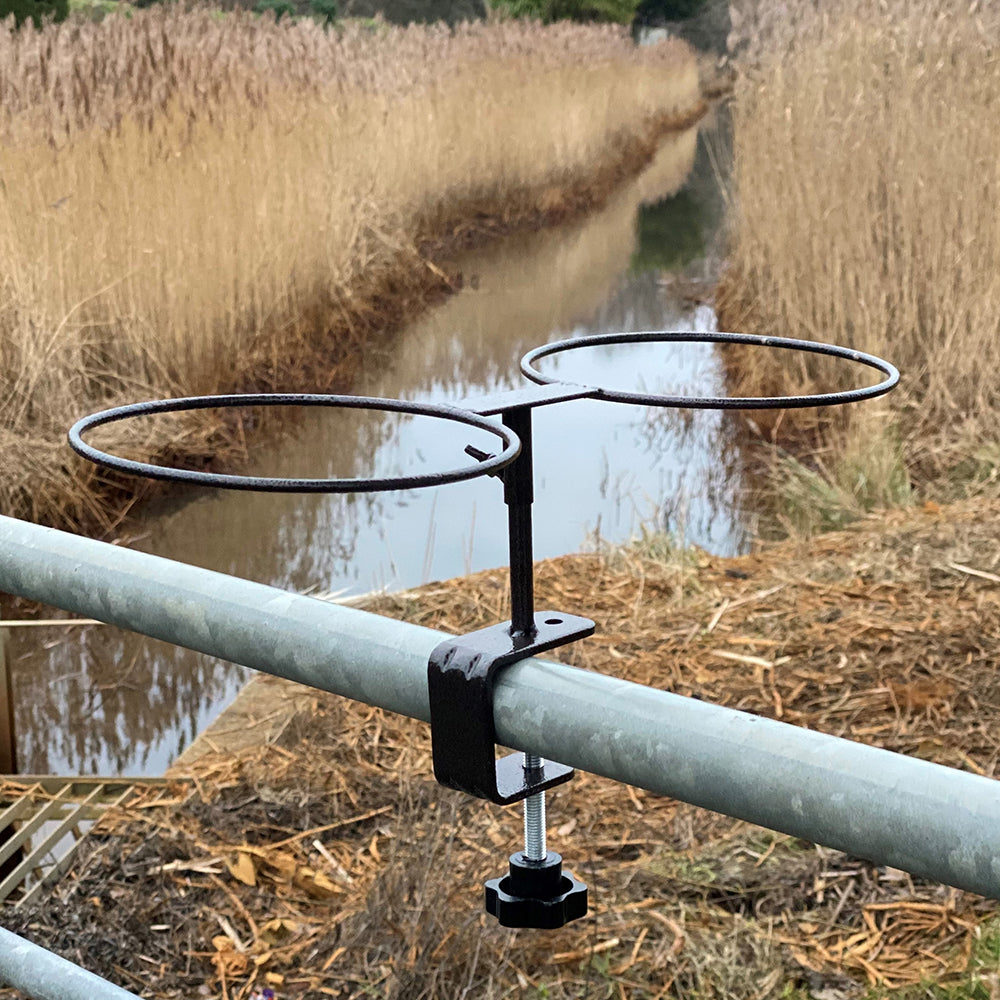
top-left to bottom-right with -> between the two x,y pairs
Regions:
0,776 -> 173,907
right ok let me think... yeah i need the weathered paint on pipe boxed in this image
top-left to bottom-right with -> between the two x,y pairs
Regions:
0,927 -> 140,1000
1,514 -> 999,899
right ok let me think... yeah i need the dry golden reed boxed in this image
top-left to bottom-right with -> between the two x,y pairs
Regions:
718,0 -> 1000,502
0,7 -> 701,528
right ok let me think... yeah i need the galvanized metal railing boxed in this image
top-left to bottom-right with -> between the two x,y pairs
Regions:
0,926 -> 139,1000
2,513 -> 999,898
2,507 -> 999,991
3,512 -> 1000,992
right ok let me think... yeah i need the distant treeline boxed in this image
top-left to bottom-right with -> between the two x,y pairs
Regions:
1,0 -> 718,29
229,0 -> 717,27
1,0 -> 68,26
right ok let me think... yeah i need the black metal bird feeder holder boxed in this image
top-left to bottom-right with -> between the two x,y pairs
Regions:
69,331 -> 898,930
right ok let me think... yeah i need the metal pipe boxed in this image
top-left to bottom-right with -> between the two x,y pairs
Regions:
0,926 -> 141,1000
2,514 -> 1000,899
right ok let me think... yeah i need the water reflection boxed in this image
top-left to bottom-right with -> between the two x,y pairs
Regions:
10,631 -> 243,776
9,111 -> 740,776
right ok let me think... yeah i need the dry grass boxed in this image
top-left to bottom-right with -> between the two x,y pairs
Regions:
0,7 -> 702,530
717,0 -> 1000,514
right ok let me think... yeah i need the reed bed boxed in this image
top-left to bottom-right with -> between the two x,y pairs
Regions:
717,0 -> 1000,517
0,7 -> 702,529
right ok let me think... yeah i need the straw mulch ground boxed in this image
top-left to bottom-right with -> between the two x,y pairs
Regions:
5,498 -> 1000,999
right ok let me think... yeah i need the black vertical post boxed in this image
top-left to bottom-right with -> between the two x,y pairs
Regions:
0,629 -> 15,775
501,408 -> 536,639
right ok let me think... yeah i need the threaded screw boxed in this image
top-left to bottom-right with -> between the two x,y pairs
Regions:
523,753 -> 547,861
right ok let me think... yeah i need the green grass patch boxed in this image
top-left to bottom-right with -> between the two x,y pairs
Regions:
68,0 -> 134,19
765,423 -> 913,538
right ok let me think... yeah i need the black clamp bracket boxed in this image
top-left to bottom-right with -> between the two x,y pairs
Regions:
427,612 -> 594,805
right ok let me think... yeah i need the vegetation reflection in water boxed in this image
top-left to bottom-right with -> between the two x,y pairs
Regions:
11,117 -> 738,775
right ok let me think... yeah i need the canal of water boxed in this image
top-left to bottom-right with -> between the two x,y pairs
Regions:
9,110 -> 745,776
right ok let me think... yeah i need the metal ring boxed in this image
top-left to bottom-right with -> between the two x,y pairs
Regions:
520,331 -> 899,410
69,394 -> 520,493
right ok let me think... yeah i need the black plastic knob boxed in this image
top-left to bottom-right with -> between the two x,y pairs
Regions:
484,852 -> 588,929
